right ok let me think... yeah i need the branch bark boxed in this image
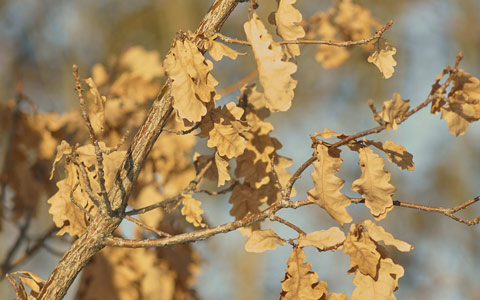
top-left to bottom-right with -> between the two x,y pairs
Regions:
36,1 -> 242,299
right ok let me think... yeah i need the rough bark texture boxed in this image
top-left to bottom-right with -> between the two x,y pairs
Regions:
37,1 -> 241,299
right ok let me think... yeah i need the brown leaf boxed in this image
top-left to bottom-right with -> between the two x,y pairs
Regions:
215,152 -> 231,187
382,140 -> 414,171
378,93 -> 410,130
181,194 -> 206,228
352,258 -> 404,300
344,224 -> 380,278
335,0 -> 381,42
9,271 -> 45,299
351,147 -> 395,220
206,38 -> 243,61
207,121 -> 247,159
297,227 -> 346,250
274,0 -> 306,59
308,145 -> 352,225
85,77 -> 107,132
363,220 -> 413,252
368,38 -> 397,79
281,247 -> 326,300
120,46 -> 164,81
314,13 -> 349,68
244,229 -> 285,253
48,144 -> 126,236
439,70 -> 480,136
244,12 -> 298,112
164,38 -> 218,122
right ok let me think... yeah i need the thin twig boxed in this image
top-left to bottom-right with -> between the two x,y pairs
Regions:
126,160 -> 213,216
124,215 -> 171,237
0,209 -> 33,277
163,123 -> 200,135
216,20 -> 393,48
271,215 -> 305,235
1,226 -> 59,276
73,65 -> 111,213
285,54 -> 464,199
101,130 -> 130,154
69,181 -> 94,221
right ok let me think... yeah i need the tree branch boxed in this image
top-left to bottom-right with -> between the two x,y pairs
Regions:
36,1 -> 243,299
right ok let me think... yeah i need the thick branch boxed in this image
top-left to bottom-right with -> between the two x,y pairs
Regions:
36,1 -> 242,299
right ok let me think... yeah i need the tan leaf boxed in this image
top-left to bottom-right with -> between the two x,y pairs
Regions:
206,38 -> 243,61
344,224 -> 380,278
47,144 -> 126,236
50,140 -> 73,179
120,46 -> 164,80
368,38 -> 397,79
363,220 -> 413,252
281,247 -> 326,300
315,128 -> 344,139
308,145 -> 352,225
207,121 -> 246,159
327,293 -> 349,300
335,0 -> 381,42
274,0 -> 306,59
378,93 -> 410,130
297,227 -> 346,250
229,183 -> 263,236
91,63 -> 108,86
352,147 -> 395,220
10,271 -> 45,298
164,38 -> 218,122
245,229 -> 286,253
85,77 -> 107,132
181,194 -> 206,228
313,13 -> 350,68
439,70 -> 480,135
215,152 -> 231,187
383,140 -> 414,171
244,12 -> 298,112
352,258 -> 404,300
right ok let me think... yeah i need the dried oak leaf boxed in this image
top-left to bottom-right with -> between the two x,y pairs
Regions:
280,247 -> 326,300
344,224 -> 381,278
335,0 -> 381,42
297,227 -> 346,251
440,70 -> 480,136
207,119 -> 247,159
120,45 -> 164,81
351,147 -> 395,220
76,247 -> 178,300
378,93 -> 410,130
352,258 -> 404,300
8,271 -> 45,299
363,220 -> 413,252
314,13 -> 349,68
229,183 -> 262,236
327,293 -> 349,300
245,229 -> 286,253
206,38 -> 243,61
215,152 -> 231,187
85,77 -> 107,132
48,142 -> 126,236
274,0 -> 306,59
382,140 -> 414,171
164,38 -> 218,122
368,38 -> 397,79
244,12 -> 298,112
308,145 -> 352,225
181,194 -> 206,228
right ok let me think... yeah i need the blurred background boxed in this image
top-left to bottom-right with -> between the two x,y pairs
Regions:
0,0 -> 479,299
